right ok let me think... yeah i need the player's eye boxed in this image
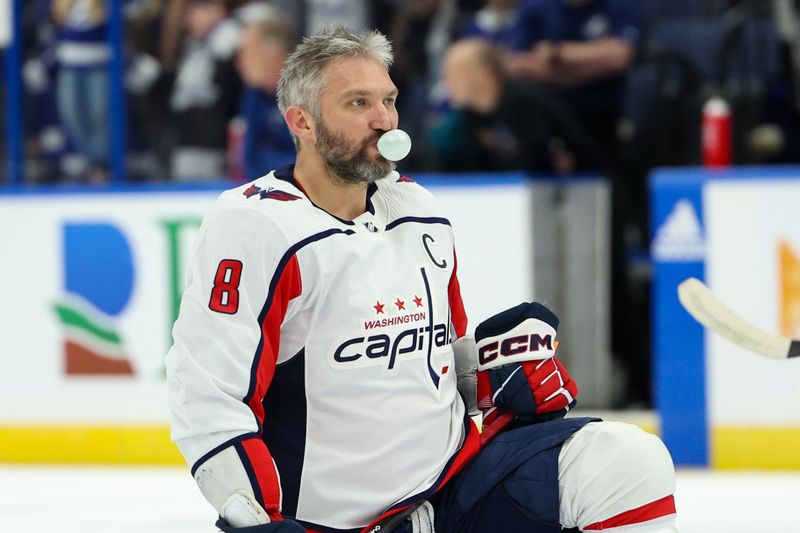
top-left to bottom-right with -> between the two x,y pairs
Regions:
351,98 -> 366,107
383,97 -> 396,106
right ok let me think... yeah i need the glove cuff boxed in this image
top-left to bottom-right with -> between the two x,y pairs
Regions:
476,319 -> 558,372
474,302 -> 559,343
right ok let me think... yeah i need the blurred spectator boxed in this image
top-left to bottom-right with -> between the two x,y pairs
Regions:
390,0 -> 463,169
495,0 -> 646,405
502,0 -> 641,156
771,0 -> 800,163
51,0 -> 113,182
261,0 -> 304,36
21,0 -> 65,183
227,0 -> 279,24
303,0 -> 371,36
159,0 -> 189,72
168,0 -> 242,181
26,0 -> 163,183
461,0 -> 523,48
122,0 -> 168,181
776,0 -> 800,113
233,14 -> 296,181
242,0 -> 373,41
441,37 -> 601,173
124,0 -> 164,56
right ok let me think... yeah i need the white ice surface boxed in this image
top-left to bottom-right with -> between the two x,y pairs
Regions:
1,465 -> 799,532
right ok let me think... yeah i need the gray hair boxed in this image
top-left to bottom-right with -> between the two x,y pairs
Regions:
276,25 -> 394,121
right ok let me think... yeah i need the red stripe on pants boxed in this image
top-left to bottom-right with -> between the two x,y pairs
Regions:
584,494 -> 676,530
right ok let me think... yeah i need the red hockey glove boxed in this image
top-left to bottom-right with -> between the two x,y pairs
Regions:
475,302 -> 578,427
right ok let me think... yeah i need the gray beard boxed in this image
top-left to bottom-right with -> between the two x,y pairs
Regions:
316,120 -> 395,185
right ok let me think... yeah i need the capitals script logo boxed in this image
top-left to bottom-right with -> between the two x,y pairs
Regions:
332,323 -> 449,373
328,267 -> 451,388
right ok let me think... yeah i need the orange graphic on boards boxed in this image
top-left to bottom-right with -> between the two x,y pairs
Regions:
780,240 -> 800,338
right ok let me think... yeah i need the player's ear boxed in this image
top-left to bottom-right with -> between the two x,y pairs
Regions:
285,106 -> 315,144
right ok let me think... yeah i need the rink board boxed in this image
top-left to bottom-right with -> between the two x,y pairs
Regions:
651,166 -> 800,469
0,174 -> 539,464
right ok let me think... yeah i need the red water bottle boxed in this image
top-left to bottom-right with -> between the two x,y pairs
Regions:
702,96 -> 732,167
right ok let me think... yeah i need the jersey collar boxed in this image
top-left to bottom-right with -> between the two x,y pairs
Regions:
273,164 -> 379,225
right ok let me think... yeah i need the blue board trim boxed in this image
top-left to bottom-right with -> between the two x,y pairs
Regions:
649,168 -> 707,466
650,165 -> 800,186
0,182 -> 230,196
0,171 -> 609,195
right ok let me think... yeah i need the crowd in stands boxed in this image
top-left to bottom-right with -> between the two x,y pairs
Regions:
7,0 -> 800,406
14,0 -> 800,183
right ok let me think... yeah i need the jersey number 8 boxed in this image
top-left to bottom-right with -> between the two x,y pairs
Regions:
209,259 -> 243,314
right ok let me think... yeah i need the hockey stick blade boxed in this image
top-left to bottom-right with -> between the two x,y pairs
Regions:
677,277 -> 800,359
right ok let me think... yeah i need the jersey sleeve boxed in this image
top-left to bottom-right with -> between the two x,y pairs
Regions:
166,201 -> 301,519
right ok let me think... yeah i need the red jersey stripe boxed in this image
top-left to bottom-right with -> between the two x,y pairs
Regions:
435,418 -> 481,490
448,251 -> 468,338
241,437 -> 283,520
248,254 -> 303,424
583,494 -> 676,530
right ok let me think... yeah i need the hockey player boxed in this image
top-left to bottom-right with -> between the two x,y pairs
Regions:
166,26 -> 677,532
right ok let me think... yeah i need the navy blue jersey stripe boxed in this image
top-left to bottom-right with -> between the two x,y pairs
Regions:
272,164 -> 295,183
262,348 -> 307,517
243,228 -> 356,430
365,181 -> 378,215
421,267 -> 439,388
295,521 -> 361,533
273,164 -> 354,225
385,216 -> 452,231
234,441 -> 265,508
190,432 -> 261,476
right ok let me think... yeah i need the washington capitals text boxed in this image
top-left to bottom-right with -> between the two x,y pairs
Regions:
364,312 -> 427,330
334,323 -> 448,370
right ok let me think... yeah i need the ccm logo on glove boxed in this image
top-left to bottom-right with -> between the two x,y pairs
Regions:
476,318 -> 557,371
475,302 -> 578,426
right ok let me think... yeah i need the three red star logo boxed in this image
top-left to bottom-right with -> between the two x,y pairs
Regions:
373,296 -> 424,314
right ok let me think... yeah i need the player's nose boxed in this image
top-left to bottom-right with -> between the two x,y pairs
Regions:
369,104 -> 394,132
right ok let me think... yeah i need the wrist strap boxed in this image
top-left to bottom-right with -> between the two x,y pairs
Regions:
408,501 -> 435,533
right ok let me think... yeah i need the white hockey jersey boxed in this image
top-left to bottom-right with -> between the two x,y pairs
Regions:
166,165 -> 481,531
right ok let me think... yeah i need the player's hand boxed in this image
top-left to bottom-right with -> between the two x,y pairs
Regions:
474,302 -> 578,427
478,355 -> 578,426
216,517 -> 306,532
